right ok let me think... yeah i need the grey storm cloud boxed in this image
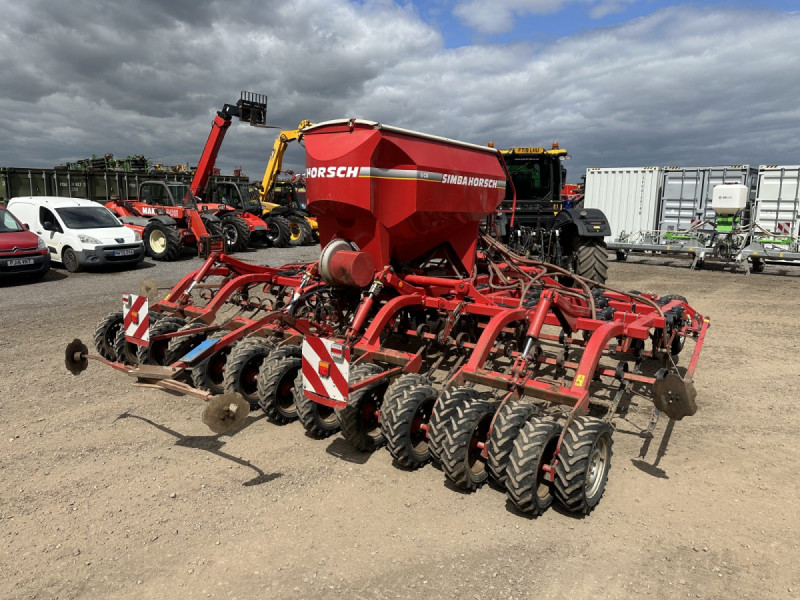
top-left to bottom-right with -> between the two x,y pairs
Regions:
0,1 -> 798,182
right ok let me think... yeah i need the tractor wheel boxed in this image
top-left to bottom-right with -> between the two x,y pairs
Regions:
223,337 -> 275,410
751,258 -> 765,273
62,247 -> 82,273
440,396 -> 495,491
136,316 -> 186,365
505,418 -> 561,516
264,215 -> 291,248
380,375 -> 438,469
143,221 -> 183,261
292,372 -> 340,438
93,311 -> 124,361
573,239 -> 609,283
287,215 -> 313,246
112,313 -> 161,365
221,214 -> 251,252
385,373 -> 430,394
190,330 -> 232,394
487,402 -> 541,487
113,325 -> 138,365
336,363 -> 388,452
554,416 -> 613,515
256,346 -> 301,423
428,386 -> 481,465
165,323 -> 207,364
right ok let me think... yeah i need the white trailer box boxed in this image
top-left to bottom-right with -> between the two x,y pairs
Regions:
583,167 -> 662,242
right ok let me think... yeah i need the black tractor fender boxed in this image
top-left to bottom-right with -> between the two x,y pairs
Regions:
267,206 -> 290,216
199,213 -> 222,224
148,215 -> 178,227
552,207 -> 611,238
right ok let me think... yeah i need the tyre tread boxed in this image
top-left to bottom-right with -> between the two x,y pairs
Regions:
440,396 -> 494,491
255,346 -> 301,423
553,416 -> 613,515
381,375 -> 437,469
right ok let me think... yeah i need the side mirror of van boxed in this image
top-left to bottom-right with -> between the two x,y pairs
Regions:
42,220 -> 55,231
23,223 -> 29,230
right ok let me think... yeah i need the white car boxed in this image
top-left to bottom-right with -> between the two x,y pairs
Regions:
6,197 -> 146,272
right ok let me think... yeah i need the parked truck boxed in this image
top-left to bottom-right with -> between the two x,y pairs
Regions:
498,144 -> 611,283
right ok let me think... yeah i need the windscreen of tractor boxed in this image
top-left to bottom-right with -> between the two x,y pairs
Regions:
0,208 -> 25,232
56,206 -> 122,229
215,183 -> 261,213
167,183 -> 196,207
212,183 -> 240,207
504,156 -> 554,202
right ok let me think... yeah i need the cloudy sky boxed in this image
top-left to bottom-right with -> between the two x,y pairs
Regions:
1,0 -> 798,182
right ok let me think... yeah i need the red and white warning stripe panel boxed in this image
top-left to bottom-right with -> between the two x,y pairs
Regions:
122,293 -> 150,347
302,336 -> 350,404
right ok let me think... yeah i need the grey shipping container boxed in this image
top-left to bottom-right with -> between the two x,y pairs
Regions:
657,165 -> 757,240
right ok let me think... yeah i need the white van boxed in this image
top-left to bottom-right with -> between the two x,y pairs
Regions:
7,197 -> 145,272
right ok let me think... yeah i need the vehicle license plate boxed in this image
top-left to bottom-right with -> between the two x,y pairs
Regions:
7,258 -> 34,266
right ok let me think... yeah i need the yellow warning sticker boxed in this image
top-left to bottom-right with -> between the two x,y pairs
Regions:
164,294 -> 170,301
575,374 -> 586,387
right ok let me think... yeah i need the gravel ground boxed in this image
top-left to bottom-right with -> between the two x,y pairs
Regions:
1,248 -> 799,600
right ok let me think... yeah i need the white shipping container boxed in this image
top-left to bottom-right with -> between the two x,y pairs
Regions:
583,167 -> 662,242
754,165 -> 800,239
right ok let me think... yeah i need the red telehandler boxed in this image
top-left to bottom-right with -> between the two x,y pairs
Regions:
190,92 -> 274,251
105,92 -> 269,259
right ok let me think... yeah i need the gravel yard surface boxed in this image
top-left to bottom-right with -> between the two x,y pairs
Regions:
1,249 -> 798,599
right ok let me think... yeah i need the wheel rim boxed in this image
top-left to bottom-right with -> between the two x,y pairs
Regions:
360,396 -> 381,439
277,368 -> 299,412
223,224 -> 238,245
64,250 -> 77,271
468,413 -> 493,476
317,404 -> 337,427
289,222 -> 301,241
105,322 -> 122,349
585,435 -> 609,498
409,397 -> 436,457
207,352 -> 228,393
124,341 -> 138,364
241,361 -> 260,397
537,435 -> 559,502
149,230 -> 167,254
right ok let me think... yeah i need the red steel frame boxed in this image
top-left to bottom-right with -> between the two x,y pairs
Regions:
84,251 -> 324,393
305,257 -> 709,414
